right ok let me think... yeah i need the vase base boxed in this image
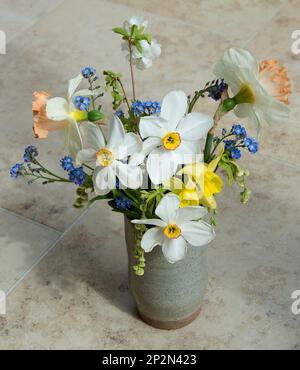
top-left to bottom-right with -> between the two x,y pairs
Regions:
137,306 -> 202,330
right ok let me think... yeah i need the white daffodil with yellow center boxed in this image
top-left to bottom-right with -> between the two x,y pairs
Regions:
76,115 -> 143,195
214,48 -> 291,134
45,74 -> 96,158
132,194 -> 215,263
139,90 -> 213,185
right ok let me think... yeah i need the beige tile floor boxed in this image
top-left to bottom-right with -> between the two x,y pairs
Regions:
0,0 -> 299,349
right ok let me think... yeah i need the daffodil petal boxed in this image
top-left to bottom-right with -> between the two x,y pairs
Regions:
115,132 -> 142,160
162,236 -> 187,263
160,91 -> 187,131
199,195 -> 217,209
146,147 -> 180,185
108,115 -> 125,150
140,227 -> 164,252
180,221 -> 215,247
93,166 -> 116,195
66,119 -> 83,159
177,112 -> 213,141
131,219 -> 166,227
164,177 -> 185,194
46,97 -> 69,121
68,74 -> 83,98
176,206 -> 207,224
76,148 -> 97,165
113,161 -> 143,189
80,122 -> 106,151
155,193 -> 180,223
139,116 -> 167,139
141,137 -> 162,156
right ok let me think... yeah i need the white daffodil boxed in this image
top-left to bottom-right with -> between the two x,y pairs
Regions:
76,115 -> 143,195
123,16 -> 148,33
121,39 -> 161,70
214,48 -> 291,134
45,74 -> 96,158
139,90 -> 213,185
132,194 -> 215,263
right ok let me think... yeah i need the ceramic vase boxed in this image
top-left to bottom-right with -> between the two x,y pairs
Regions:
124,216 -> 208,330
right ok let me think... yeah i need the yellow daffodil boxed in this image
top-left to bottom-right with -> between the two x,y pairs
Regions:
166,146 -> 224,209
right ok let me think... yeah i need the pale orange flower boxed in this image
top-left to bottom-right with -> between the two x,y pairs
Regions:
259,59 -> 292,105
32,91 -> 68,139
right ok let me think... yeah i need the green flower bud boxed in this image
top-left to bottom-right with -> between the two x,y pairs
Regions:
88,110 -> 105,122
222,98 -> 237,112
135,268 -> 144,276
241,188 -> 251,204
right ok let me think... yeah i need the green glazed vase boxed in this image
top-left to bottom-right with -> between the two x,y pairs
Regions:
124,217 -> 208,330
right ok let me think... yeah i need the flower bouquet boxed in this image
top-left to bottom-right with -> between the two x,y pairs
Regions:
11,16 -> 291,329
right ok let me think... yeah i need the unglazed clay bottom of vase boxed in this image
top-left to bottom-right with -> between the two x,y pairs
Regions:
124,217 -> 208,330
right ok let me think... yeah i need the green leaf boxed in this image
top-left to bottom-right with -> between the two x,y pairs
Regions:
131,24 -> 138,38
134,41 -> 143,54
219,161 -> 234,187
135,34 -> 152,43
88,193 -> 112,206
112,27 -> 129,37
142,33 -> 152,43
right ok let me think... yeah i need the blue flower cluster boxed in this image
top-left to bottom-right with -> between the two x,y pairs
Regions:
69,167 -> 87,186
208,79 -> 228,101
10,163 -> 25,179
23,145 -> 38,163
115,196 -> 132,210
131,100 -> 161,117
244,137 -> 259,154
222,124 -> 259,160
115,109 -> 124,118
10,145 -> 39,178
81,66 -> 96,79
60,156 -> 86,186
60,156 -> 74,171
232,124 -> 247,138
73,96 -> 91,111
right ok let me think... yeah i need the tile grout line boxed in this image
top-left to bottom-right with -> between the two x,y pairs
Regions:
5,202 -> 95,297
0,206 -> 62,234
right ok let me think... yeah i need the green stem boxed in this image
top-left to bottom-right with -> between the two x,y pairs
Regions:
204,89 -> 229,162
188,89 -> 207,113
82,163 -> 94,171
128,41 -> 136,101
24,172 -> 70,183
89,78 -> 96,110
204,133 -> 214,163
207,132 -> 235,162
32,158 -> 69,182
188,82 -> 225,113
117,77 -> 130,111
